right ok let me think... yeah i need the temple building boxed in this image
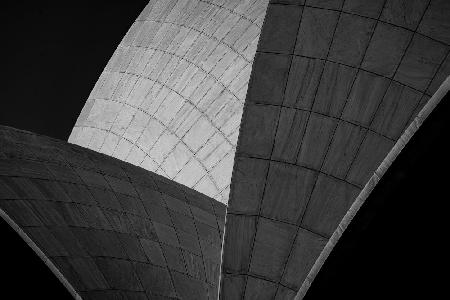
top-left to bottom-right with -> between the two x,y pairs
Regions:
1,0 -> 449,299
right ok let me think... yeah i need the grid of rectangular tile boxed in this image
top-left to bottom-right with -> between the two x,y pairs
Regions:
221,0 -> 450,299
69,0 -> 270,204
0,126 -> 226,300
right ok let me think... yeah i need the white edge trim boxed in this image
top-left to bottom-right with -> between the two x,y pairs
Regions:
295,76 -> 450,299
0,208 -> 82,300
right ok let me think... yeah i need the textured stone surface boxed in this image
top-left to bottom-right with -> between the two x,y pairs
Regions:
220,0 -> 450,299
15,0 -> 448,299
0,126 -> 226,299
69,0 -> 270,204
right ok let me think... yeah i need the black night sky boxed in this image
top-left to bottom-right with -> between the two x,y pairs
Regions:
1,1 -> 447,299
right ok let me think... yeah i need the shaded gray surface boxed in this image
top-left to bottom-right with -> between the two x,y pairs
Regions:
220,0 -> 450,298
297,75 -> 450,299
0,126 -> 226,299
2,1 -> 450,299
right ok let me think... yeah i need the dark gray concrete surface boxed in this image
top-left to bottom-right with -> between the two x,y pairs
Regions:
220,0 -> 450,298
2,1 -> 450,299
0,126 -> 226,299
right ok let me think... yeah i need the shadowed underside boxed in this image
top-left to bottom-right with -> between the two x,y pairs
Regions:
220,0 -> 450,299
0,126 -> 226,299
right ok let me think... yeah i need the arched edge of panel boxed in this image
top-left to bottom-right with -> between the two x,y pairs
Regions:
0,208 -> 82,300
296,75 -> 450,300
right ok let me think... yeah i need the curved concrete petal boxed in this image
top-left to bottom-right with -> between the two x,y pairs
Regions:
14,0 -> 448,299
0,126 -> 226,299
69,0 -> 270,204
220,1 -> 450,298
295,75 -> 450,299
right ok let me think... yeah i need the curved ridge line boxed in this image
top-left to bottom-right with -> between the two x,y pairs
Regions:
139,18 -> 255,64
198,0 -> 264,29
138,0 -> 264,31
114,43 -> 249,104
80,89 -> 239,197
0,208 -> 82,300
75,123 -> 225,199
89,72 -> 241,149
295,76 -> 450,299
80,95 -> 236,171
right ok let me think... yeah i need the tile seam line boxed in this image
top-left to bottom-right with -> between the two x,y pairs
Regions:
247,102 -> 397,142
275,0 -> 355,294
132,1 -> 262,84
75,124 -> 225,202
91,66 -> 242,184
297,0 -> 400,229
5,135 -> 132,292
122,165 -> 190,298
234,153 -> 363,190
296,0 -> 435,293
222,271 -> 296,292
402,48 -> 450,134
240,4 -> 306,298
138,4 -> 263,118
293,3 -> 427,289
0,175 -> 218,233
216,0 -> 273,296
97,2 -> 251,156
16,244 -> 201,262
48,150 -> 150,296
224,212 -> 330,240
98,60 -> 242,152
96,47 -> 143,154
2,199 -> 219,253
39,253 -> 218,289
130,67 -> 243,178
138,13 -> 256,97
18,221 -> 219,260
93,4 -> 257,162
344,51 -> 447,181
343,0 -> 434,182
256,50 -> 435,97
179,187 -> 219,291
0,146 -> 227,216
197,0 -> 264,29
288,3 -> 350,178
0,207 -> 82,300
75,97 -> 229,196
82,162 -> 150,296
135,18 -> 254,64
4,200 -> 216,249
61,147 -> 140,293
236,3 -> 348,292
0,148 -> 221,233
271,2 -> 450,48
295,74 -> 450,300
0,156 -> 221,293
106,46 -> 246,124
146,184 -> 188,298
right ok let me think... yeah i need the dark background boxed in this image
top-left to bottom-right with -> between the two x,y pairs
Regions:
1,1 -> 447,299
0,1 -> 148,298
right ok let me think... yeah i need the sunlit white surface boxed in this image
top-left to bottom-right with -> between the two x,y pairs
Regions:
69,0 -> 269,203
